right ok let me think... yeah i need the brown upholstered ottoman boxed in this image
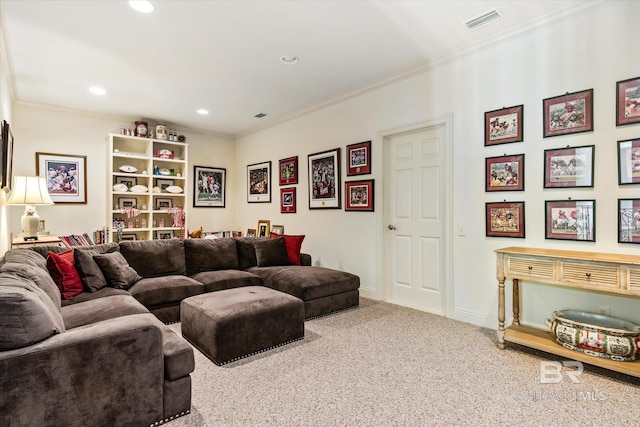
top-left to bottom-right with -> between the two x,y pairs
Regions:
180,286 -> 304,365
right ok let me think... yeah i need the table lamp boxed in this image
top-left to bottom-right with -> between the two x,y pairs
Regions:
6,176 -> 54,240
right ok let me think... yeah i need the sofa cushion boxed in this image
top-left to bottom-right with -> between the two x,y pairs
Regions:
60,286 -> 131,307
128,275 -> 204,307
0,272 -> 66,350
248,265 -> 360,301
269,232 -> 305,265
254,237 -> 290,267
46,250 -> 84,300
93,252 -> 142,289
183,238 -> 239,276
146,315 -> 195,381
74,244 -> 119,292
191,269 -> 263,293
119,239 -> 186,278
0,262 -> 61,310
61,294 -> 150,329
2,248 -> 48,271
235,237 -> 269,270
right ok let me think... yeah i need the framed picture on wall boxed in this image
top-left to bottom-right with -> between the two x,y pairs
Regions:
545,199 -> 595,241
543,89 -> 593,138
247,161 -> 271,203
1,120 -> 14,190
308,148 -> 341,209
280,187 -> 296,213
618,198 -> 640,244
485,154 -> 524,192
36,152 -> 87,204
543,145 -> 594,188
616,76 -> 640,126
278,156 -> 298,185
485,201 -> 525,238
484,105 -> 524,146
194,165 -> 226,207
345,179 -> 374,211
617,138 -> 640,185
346,140 -> 371,175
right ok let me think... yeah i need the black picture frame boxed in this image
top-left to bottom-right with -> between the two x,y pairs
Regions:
346,141 -> 371,176
247,161 -> 271,203
545,199 -> 595,241
543,145 -> 594,188
484,105 -> 524,146
485,154 -> 525,192
485,201 -> 525,238
1,120 -> 14,191
308,148 -> 341,209
617,138 -> 640,185
618,198 -> 640,244
616,76 -> 640,126
543,89 -> 594,138
345,179 -> 374,211
194,165 -> 226,207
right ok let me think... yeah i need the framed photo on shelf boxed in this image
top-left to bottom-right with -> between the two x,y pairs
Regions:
36,152 -> 87,204
120,234 -> 138,241
545,199 -> 595,241
346,140 -> 371,175
271,225 -> 284,235
617,138 -> 640,185
484,105 -> 524,146
247,161 -> 271,203
278,156 -> 298,185
1,120 -> 14,190
117,197 -> 137,209
115,176 -> 137,189
544,145 -> 594,188
485,154 -> 524,192
308,148 -> 341,209
618,198 -> 640,244
543,89 -> 593,138
155,197 -> 173,209
345,179 -> 374,211
194,165 -> 226,207
280,187 -> 296,213
485,201 -> 525,238
257,219 -> 270,237
246,228 -> 256,237
616,76 -> 640,126
156,178 -> 174,191
156,230 -> 174,240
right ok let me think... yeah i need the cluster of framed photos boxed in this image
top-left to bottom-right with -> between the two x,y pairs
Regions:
246,140 -> 374,214
484,76 -> 640,243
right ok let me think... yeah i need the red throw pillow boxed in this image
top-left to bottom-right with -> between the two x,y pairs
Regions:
270,232 -> 305,265
46,250 -> 84,300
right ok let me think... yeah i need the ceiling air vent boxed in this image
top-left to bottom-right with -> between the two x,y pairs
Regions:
465,8 -> 503,30
254,113 -> 267,118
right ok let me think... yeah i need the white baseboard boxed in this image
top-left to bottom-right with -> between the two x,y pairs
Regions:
359,286 -> 379,300
450,307 -> 495,329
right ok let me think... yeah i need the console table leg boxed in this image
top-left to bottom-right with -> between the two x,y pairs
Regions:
498,278 -> 505,349
513,278 -> 520,326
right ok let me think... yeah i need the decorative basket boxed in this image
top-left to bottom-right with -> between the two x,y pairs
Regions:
546,310 -> 640,361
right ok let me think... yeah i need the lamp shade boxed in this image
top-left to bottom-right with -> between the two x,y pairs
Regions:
6,176 -> 54,205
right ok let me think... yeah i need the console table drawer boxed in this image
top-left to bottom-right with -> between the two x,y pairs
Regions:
628,268 -> 640,294
560,262 -> 620,289
507,256 -> 555,280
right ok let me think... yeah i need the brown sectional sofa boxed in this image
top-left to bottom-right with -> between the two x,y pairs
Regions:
0,236 -> 360,426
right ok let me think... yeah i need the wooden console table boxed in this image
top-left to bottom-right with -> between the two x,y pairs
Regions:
496,246 -> 640,378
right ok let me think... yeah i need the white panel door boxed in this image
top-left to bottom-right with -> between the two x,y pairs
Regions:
385,125 -> 446,315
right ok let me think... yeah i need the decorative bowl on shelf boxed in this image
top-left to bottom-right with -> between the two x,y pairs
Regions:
118,165 -> 138,173
130,185 -> 148,193
546,310 -> 640,361
165,185 -> 183,193
153,186 -> 161,193
159,168 -> 171,176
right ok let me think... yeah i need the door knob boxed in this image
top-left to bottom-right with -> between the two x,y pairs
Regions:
387,224 -> 396,230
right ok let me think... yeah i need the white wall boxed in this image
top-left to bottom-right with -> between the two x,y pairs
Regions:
9,103 -> 237,239
236,1 -> 640,327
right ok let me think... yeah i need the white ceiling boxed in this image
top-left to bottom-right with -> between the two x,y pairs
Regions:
1,0 -> 594,137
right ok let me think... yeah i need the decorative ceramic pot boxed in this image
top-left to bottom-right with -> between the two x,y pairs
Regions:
546,310 -> 640,361
134,121 -> 148,137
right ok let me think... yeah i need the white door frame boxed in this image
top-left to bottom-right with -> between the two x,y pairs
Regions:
376,114 -> 454,317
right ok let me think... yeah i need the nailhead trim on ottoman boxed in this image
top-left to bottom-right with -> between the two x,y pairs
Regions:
180,286 -> 304,365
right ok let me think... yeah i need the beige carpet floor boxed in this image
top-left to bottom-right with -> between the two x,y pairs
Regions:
169,298 -> 640,426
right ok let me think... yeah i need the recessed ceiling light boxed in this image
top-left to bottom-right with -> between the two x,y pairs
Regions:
89,86 -> 106,96
280,55 -> 298,64
196,109 -> 209,115
129,1 -> 154,13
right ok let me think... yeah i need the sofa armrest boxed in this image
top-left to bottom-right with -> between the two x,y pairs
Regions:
300,253 -> 312,266
0,314 -> 165,426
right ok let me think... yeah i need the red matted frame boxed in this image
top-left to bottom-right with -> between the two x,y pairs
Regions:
617,138 -> 640,185
278,156 -> 298,185
544,145 -> 594,188
280,187 -> 296,213
485,201 -> 525,238
484,105 -> 523,146
616,76 -> 640,126
545,200 -> 595,241
485,154 -> 524,192
346,141 -> 371,176
618,198 -> 640,244
345,179 -> 374,212
543,89 -> 593,138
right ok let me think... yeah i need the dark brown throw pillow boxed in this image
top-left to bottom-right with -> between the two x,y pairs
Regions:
93,252 -> 142,289
254,237 -> 291,267
74,249 -> 107,292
